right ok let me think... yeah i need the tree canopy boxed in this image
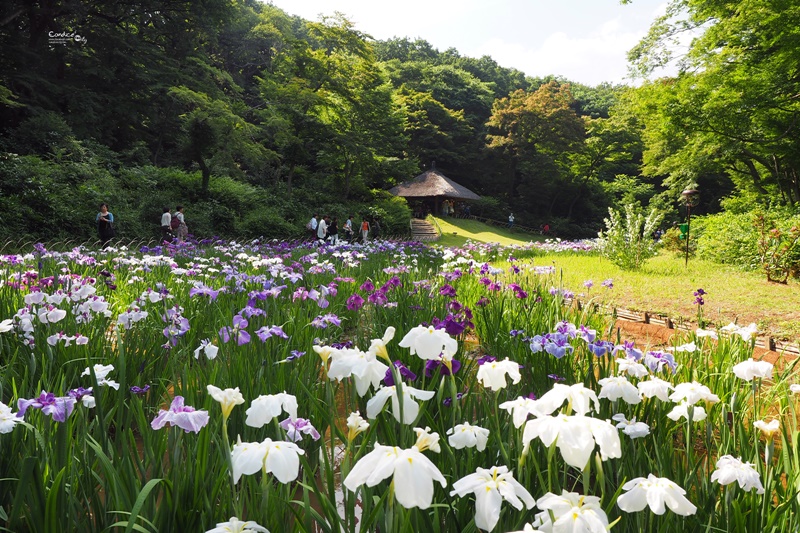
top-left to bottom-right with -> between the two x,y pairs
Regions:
1,0 -> 796,241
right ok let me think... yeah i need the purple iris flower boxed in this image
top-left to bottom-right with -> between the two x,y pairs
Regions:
130,385 -> 151,396
256,325 -> 288,341
602,279 -> 614,289
475,297 -> 490,307
323,313 -> 341,327
588,340 -> 614,357
487,282 -> 502,291
693,289 -> 706,306
219,314 -> 251,345
510,329 -> 526,338
162,315 -> 190,346
439,284 -> 457,297
280,417 -> 321,442
612,340 -> 643,361
383,360 -> 418,386
367,291 -> 388,306
548,374 -> 566,382
189,284 -> 221,300
346,293 -> 365,311
529,335 -> 546,353
330,340 -> 354,350
578,325 -> 597,343
476,355 -> 497,366
443,392 -> 464,407
150,396 -> 209,433
293,287 -> 309,301
442,316 -> 465,337
17,391 -> 77,422
644,351 -> 678,373
424,358 -> 462,377
360,280 -> 375,293
240,305 -> 266,318
386,276 -> 402,288
286,350 -> 305,362
68,387 -> 93,402
544,334 -> 574,359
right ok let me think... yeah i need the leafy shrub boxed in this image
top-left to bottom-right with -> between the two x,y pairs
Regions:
660,226 -> 696,258
239,206 -> 302,239
597,204 -> 663,270
472,196 -> 506,220
693,211 -> 758,267
753,211 -> 800,283
368,191 -> 412,236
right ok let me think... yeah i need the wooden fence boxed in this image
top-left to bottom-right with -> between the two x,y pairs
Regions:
577,299 -> 800,356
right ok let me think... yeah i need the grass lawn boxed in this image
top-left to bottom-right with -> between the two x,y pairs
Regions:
430,216 -> 543,247
430,216 -> 800,341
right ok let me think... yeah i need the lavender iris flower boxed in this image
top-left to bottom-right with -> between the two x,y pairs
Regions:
588,340 -> 615,357
151,396 -> 209,433
280,417 -> 321,442
17,391 -> 77,422
613,340 -> 643,361
256,325 -> 288,342
644,351 -> 678,373
219,314 -> 251,345
544,334 -> 574,359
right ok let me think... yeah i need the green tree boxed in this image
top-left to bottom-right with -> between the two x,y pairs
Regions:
486,81 -> 585,218
627,0 -> 800,206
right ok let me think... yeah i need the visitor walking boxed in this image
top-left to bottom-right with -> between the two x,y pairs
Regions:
329,217 -> 339,245
306,214 -> 318,241
96,203 -> 115,249
317,215 -> 328,243
160,207 -> 172,242
360,217 -> 370,243
174,205 -> 188,242
344,215 -> 355,243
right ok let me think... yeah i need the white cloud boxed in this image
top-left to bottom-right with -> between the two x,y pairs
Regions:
471,18 -> 645,86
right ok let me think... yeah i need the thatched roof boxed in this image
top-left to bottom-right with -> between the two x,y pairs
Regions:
389,170 -> 481,200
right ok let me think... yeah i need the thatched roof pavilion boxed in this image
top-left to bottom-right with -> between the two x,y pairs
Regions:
389,169 -> 480,217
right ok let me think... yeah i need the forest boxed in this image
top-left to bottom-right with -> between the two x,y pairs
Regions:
0,0 -> 798,243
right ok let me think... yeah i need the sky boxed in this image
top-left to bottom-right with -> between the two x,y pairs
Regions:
264,0 -> 671,86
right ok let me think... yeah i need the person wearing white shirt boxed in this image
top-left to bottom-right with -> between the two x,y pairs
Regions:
317,215 -> 328,242
160,207 -> 172,241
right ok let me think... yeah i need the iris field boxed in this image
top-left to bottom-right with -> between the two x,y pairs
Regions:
0,238 -> 797,533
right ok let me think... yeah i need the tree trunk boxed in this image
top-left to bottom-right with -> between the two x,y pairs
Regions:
742,158 -> 769,194
286,162 -> 295,197
198,156 -> 210,194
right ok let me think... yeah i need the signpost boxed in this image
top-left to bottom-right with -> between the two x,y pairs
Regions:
681,188 -> 700,267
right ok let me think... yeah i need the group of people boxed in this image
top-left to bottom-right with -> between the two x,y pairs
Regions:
95,203 -> 190,249
307,214 -> 375,244
441,200 -> 471,218
160,206 -> 189,242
